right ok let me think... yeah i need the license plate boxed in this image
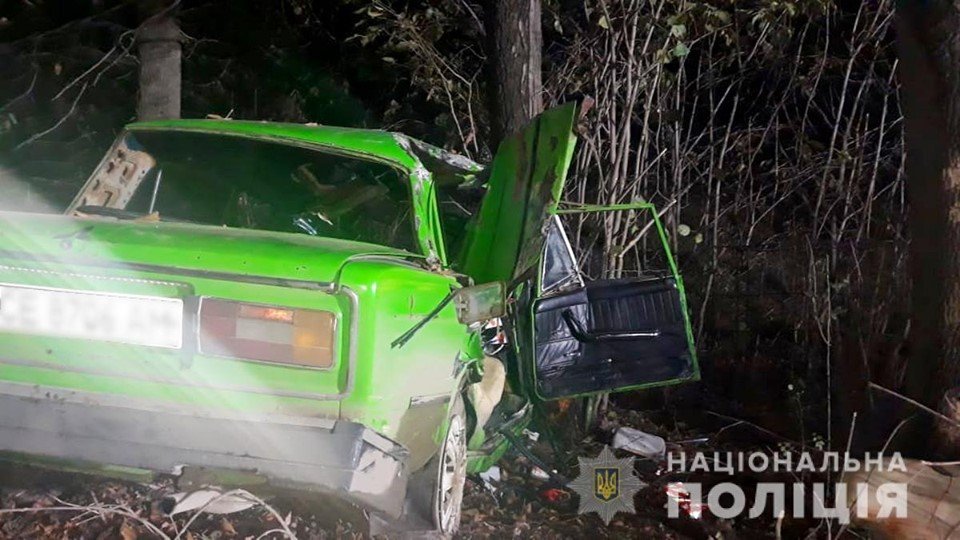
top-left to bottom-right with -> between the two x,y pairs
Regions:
0,284 -> 183,349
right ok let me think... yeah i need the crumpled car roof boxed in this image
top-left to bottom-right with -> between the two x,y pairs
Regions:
126,119 -> 483,182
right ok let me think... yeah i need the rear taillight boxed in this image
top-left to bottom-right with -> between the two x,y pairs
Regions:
199,299 -> 336,368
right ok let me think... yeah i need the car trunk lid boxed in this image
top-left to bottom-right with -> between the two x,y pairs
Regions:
0,211 -> 400,417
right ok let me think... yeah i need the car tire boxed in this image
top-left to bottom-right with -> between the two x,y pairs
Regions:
410,395 -> 467,536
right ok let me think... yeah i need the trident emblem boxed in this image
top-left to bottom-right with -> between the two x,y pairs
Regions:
594,467 -> 620,501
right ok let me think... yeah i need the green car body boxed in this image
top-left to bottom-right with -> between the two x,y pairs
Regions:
0,103 -> 698,528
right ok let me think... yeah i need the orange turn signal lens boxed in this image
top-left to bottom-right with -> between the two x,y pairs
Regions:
238,304 -> 295,323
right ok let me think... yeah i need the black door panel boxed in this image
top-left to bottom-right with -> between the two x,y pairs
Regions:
533,277 -> 694,398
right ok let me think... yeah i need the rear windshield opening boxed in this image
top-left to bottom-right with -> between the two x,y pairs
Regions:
77,130 -> 417,252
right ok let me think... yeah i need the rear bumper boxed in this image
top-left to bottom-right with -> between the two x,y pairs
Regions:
0,387 -> 409,517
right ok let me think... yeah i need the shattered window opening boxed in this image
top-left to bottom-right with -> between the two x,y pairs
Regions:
541,216 -> 583,293
436,181 -> 483,264
76,130 -> 417,251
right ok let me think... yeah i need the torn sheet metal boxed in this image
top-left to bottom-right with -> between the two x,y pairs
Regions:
69,137 -> 155,211
457,102 -> 579,285
392,133 -> 483,267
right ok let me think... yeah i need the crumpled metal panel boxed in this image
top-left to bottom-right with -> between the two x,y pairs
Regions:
453,281 -> 505,324
72,137 -> 155,210
458,103 -> 579,285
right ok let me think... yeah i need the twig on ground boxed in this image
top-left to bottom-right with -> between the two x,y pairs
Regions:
173,489 -> 295,540
0,503 -> 168,538
706,410 -> 812,450
921,460 -> 960,467
1,487 -> 295,540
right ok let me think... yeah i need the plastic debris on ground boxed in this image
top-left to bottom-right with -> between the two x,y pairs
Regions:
540,488 -> 568,503
530,466 -> 551,481
166,489 -> 259,516
612,426 -> 667,459
479,465 -> 502,493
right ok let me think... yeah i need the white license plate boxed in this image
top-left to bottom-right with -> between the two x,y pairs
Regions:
0,284 -> 183,349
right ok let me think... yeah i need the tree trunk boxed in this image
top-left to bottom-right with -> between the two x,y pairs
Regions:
137,14 -> 181,121
485,0 -> 543,146
898,1 -> 960,456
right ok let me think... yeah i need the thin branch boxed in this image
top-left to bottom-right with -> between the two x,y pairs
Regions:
0,70 -> 39,113
0,504 -> 168,539
14,82 -> 88,151
173,490 -> 295,540
705,410 -> 813,450
868,382 -> 960,430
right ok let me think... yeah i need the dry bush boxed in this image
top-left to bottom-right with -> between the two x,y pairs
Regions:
544,0 -> 904,441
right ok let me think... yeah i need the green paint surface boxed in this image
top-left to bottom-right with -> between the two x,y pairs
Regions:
458,103 -> 578,284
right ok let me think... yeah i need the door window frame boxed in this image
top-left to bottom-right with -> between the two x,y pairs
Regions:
538,215 -> 584,295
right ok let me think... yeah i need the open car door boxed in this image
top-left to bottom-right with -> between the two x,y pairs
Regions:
525,210 -> 698,400
459,103 -> 697,401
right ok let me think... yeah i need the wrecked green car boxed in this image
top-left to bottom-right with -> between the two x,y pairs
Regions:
0,103 -> 697,533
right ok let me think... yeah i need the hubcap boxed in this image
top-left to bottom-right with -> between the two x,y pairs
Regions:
438,413 -> 467,532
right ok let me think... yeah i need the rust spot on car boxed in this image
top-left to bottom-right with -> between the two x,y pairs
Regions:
512,135 -> 532,202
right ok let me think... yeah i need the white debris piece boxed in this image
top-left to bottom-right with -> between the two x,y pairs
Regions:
479,466 -> 501,493
530,466 -> 550,481
612,426 -> 666,458
167,489 -> 257,516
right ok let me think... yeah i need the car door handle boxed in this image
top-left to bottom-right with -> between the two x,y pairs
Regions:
561,309 -> 660,342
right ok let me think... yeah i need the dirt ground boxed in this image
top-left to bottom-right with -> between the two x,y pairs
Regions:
0,404 -> 840,539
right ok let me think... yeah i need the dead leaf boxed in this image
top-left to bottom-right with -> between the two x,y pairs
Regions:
119,520 -> 137,540
221,517 -> 237,536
